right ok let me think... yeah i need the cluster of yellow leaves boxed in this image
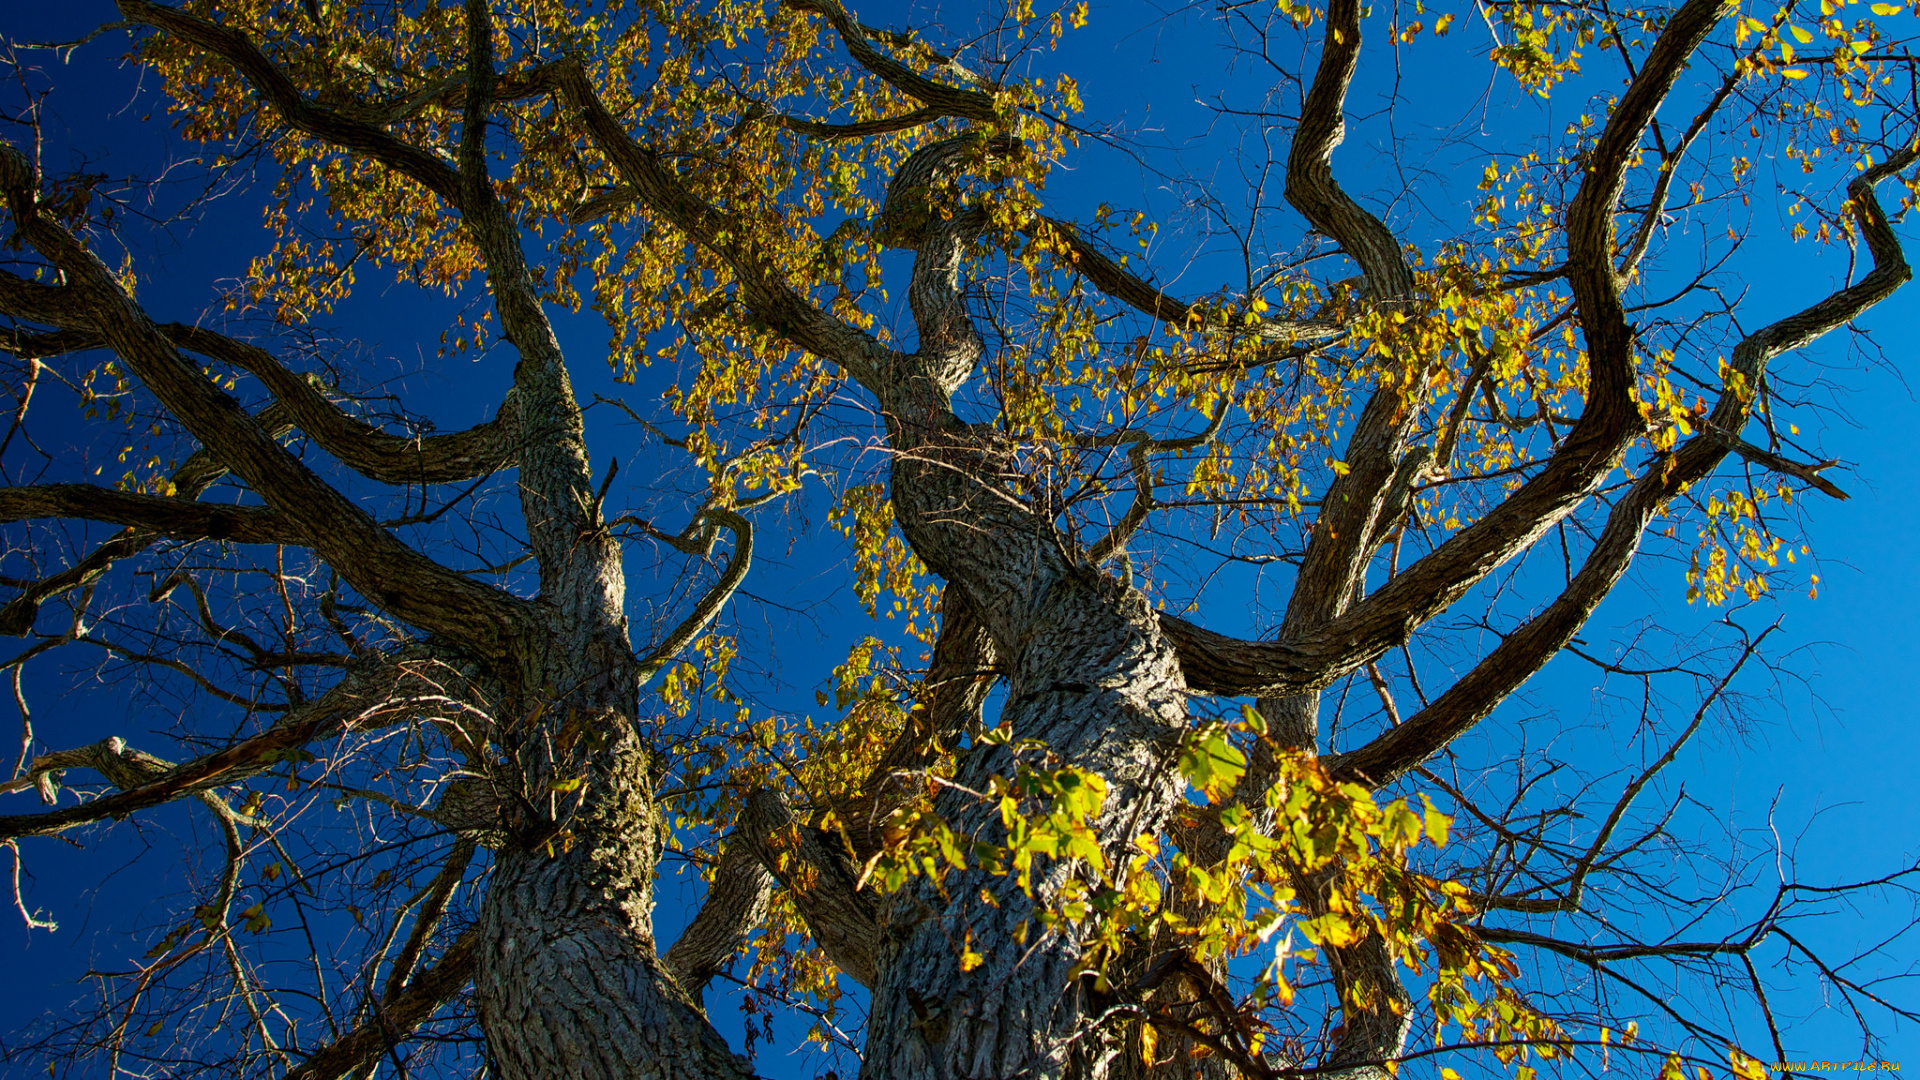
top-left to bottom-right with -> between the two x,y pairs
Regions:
1683,485 -> 1811,603
1733,0 -> 1904,86
826,484 -> 936,638
863,708 -> 1567,1067
1483,1 -> 1592,93
655,632 -> 740,721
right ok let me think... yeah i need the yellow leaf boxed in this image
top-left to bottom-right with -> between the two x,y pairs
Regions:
1139,1022 -> 1159,1066
1308,913 -> 1358,947
1790,24 -> 1813,42
1730,1049 -> 1770,1080
1871,2 -> 1902,14
1421,795 -> 1453,846
1781,67 -> 1810,78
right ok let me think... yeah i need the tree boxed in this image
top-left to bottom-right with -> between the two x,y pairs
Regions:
1,0 -> 1916,1076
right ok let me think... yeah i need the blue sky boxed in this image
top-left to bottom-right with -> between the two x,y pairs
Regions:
0,0 -> 1915,1074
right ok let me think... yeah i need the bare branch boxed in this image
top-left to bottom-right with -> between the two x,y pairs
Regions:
662,846 -> 774,1004
0,651 -> 478,839
0,482 -> 302,545
281,929 -> 478,1080
634,507 -> 753,685
0,141 -> 537,654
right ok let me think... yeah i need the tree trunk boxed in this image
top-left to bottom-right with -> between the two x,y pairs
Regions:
860,569 -> 1191,1080
475,732 -> 753,1080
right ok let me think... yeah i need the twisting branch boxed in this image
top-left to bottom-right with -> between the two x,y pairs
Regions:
886,134 -> 994,392
1331,142 -> 1917,788
632,507 -> 753,686
1084,404 -> 1230,566
783,0 -> 997,122
0,142 -> 537,654
1272,0 -> 1422,717
1157,0 -> 1747,705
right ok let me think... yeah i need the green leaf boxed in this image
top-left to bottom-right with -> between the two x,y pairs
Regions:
1178,728 -> 1247,800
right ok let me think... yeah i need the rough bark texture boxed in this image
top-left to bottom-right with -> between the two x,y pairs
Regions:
476,736 -> 753,1080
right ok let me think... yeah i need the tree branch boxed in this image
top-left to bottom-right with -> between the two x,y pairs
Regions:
553,62 -> 896,393
0,482 -> 302,545
167,324 -> 520,485
783,0 -> 997,123
662,845 -> 774,1004
1330,145 -> 1916,788
1237,0 -> 1742,699
0,141 -> 536,654
633,507 -> 753,685
282,928 -> 478,1080
0,651 -> 479,839
734,787 -> 881,988
115,0 -> 465,206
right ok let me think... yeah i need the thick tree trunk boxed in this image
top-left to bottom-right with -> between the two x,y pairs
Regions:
854,371 -> 1196,1079
861,570 -> 1191,1080
475,733 -> 753,1080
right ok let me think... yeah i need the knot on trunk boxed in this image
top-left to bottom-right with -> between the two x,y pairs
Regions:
435,776 -> 512,849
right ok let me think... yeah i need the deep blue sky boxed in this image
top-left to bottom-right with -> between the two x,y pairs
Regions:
0,0 -> 1915,1075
